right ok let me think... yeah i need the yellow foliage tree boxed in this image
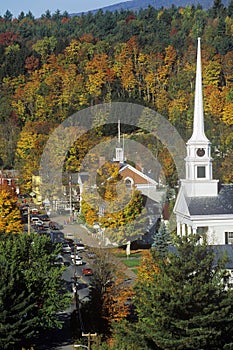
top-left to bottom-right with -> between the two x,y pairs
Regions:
0,186 -> 23,235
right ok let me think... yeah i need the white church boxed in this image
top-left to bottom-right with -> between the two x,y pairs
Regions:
174,38 -> 233,246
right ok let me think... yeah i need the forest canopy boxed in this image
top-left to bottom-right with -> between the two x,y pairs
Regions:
0,0 -> 232,187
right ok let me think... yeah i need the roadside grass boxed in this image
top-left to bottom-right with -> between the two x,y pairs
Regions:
111,248 -> 148,277
112,249 -> 143,259
122,258 -> 141,268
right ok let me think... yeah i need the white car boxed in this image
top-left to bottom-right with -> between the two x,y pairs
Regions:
70,252 -> 80,259
31,216 -> 41,223
75,243 -> 85,251
72,257 -> 83,265
62,243 -> 72,254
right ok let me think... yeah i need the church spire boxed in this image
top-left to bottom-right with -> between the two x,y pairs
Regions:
114,120 -> 124,163
189,37 -> 209,143
181,37 -> 218,196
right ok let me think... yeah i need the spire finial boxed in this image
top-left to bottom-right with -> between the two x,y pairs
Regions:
189,37 -> 209,143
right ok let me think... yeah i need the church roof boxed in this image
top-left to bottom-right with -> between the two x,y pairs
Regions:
188,184 -> 233,216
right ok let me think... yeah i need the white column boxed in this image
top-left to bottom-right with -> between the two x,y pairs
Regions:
187,225 -> 192,235
193,226 -> 197,234
177,222 -> 181,236
182,223 -> 186,236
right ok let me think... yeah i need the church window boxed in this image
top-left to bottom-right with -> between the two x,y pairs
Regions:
125,178 -> 133,188
197,166 -> 205,178
225,232 -> 233,244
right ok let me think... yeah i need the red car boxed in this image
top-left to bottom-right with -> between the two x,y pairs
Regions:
82,268 -> 93,276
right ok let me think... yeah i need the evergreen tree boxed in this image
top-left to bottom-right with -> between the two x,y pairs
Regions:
0,255 -> 36,349
132,234 -> 233,349
210,0 -> 225,18
227,0 -> 233,16
0,233 -> 70,349
152,220 -> 171,257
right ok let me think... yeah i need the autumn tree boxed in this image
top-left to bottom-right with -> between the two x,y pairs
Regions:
84,248 -> 133,337
0,186 -> 23,235
81,161 -> 147,246
15,121 -> 56,192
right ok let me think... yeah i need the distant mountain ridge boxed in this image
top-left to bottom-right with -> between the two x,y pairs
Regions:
72,0 -> 230,16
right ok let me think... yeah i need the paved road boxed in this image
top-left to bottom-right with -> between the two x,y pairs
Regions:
53,215 -> 101,248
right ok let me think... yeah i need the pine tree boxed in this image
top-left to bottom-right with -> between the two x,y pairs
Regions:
0,242 -> 37,349
152,220 -> 171,257
133,234 -> 233,349
0,233 -> 70,349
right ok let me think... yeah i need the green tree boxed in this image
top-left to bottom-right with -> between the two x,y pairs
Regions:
0,233 -> 70,349
3,10 -> 13,21
152,220 -> 171,257
133,234 -> 233,349
32,36 -> 57,63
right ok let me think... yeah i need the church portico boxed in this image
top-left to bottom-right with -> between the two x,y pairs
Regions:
176,220 -> 197,236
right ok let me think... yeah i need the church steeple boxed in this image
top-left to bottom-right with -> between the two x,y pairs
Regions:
114,120 -> 125,163
182,38 -> 218,197
189,37 -> 209,143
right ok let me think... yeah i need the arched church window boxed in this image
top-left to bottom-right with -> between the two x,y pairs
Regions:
125,178 -> 133,188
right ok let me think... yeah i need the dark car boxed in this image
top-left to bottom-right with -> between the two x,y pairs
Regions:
39,214 -> 50,221
49,221 -> 63,230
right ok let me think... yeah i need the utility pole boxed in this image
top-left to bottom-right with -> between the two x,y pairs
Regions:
73,244 -> 78,311
27,206 -> 30,236
82,332 -> 97,350
69,174 -> 72,218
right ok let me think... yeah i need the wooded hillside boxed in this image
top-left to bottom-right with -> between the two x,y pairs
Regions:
0,0 -> 232,189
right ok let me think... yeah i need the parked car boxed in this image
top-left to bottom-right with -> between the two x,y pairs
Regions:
39,214 -> 50,221
70,252 -> 81,260
31,216 -> 41,224
54,255 -> 65,266
31,208 -> 39,215
75,243 -> 85,251
34,220 -> 44,226
72,257 -> 83,265
49,221 -> 63,230
82,268 -> 93,276
62,243 -> 72,254
64,238 -> 74,246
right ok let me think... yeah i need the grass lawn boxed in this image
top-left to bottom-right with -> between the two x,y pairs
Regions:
122,258 -> 141,268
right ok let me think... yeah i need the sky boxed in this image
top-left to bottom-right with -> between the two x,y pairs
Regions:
0,0 -> 130,18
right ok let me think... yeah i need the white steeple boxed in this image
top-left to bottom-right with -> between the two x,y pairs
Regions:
114,120 -> 124,163
181,38 -> 219,197
189,37 -> 209,143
